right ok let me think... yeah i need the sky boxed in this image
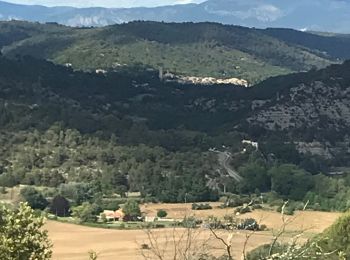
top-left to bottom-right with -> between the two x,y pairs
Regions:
3,0 -> 206,8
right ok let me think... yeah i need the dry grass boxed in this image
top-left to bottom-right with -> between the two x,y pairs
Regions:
46,202 -> 341,260
142,202 -> 339,233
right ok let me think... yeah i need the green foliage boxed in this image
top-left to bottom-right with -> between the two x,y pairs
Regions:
122,200 -> 141,220
238,162 -> 270,193
50,195 -> 70,217
1,21 -> 338,84
0,32 -> 349,212
20,186 -> 49,210
237,218 -> 260,231
269,164 -> 314,201
247,243 -> 287,260
0,186 -> 6,194
192,203 -> 212,210
157,209 -> 168,218
317,212 -> 350,257
0,202 -> 52,260
234,206 -> 252,215
71,202 -> 101,223
182,216 -> 199,228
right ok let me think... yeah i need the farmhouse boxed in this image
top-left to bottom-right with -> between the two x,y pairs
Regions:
100,209 -> 125,221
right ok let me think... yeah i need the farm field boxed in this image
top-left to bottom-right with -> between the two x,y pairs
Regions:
47,203 -> 341,260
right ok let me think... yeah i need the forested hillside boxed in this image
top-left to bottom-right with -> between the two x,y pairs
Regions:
1,55 -> 350,210
2,21 -> 349,83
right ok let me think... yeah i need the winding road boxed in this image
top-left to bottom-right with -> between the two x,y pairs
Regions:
212,149 -> 243,182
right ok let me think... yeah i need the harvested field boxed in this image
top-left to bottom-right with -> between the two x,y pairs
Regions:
142,202 -> 340,233
47,203 -> 341,260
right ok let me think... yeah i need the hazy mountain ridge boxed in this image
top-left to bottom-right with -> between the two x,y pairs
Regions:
1,0 -> 350,32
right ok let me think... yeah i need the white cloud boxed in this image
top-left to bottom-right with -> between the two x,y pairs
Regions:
3,0 -> 205,8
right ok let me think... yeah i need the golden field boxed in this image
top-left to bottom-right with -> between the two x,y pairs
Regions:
46,202 -> 341,260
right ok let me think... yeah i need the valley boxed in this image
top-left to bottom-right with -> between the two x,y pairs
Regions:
0,9 -> 350,259
47,203 -> 341,260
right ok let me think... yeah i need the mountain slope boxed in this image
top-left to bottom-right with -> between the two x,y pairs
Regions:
1,0 -> 350,33
0,20 -> 343,83
1,55 -> 350,160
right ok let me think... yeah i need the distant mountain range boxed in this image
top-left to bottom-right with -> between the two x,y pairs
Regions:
1,0 -> 350,32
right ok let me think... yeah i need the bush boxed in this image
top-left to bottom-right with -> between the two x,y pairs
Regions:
234,206 -> 252,215
0,186 -> 6,194
252,204 -> 263,210
182,216 -> 200,228
237,218 -> 260,231
20,187 -> 49,210
119,223 -> 125,229
276,202 -> 299,215
192,203 -> 212,210
260,224 -> 267,231
157,209 -> 168,218
155,224 -> 166,228
141,244 -> 150,250
206,216 -> 225,229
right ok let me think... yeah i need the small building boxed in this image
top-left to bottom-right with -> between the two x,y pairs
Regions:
242,140 -> 259,150
100,209 -> 125,222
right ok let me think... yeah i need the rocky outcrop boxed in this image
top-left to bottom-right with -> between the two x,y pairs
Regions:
177,76 -> 249,87
248,80 -> 350,130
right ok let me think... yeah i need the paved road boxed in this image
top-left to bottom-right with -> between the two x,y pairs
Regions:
217,151 -> 243,182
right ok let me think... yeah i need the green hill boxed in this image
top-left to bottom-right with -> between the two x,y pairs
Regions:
1,55 -> 350,208
1,21 -> 346,83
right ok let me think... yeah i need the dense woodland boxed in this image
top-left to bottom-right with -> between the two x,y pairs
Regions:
0,53 -> 349,214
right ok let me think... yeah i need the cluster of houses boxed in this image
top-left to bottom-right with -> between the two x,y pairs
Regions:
98,209 -> 175,223
99,209 -> 125,222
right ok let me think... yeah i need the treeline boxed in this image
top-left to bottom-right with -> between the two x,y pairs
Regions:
0,127 -> 219,203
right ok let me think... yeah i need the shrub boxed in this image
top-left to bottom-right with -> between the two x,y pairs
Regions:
238,218 -> 260,231
252,204 -> 263,210
206,216 -> 225,229
20,187 -> 49,210
192,203 -> 212,210
260,224 -> 267,231
157,209 -> 168,218
155,224 -> 166,228
141,244 -> 150,250
0,186 -> 6,194
182,216 -> 199,228
234,206 -> 252,215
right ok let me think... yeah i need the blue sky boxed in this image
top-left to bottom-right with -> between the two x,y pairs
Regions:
4,0 -> 205,7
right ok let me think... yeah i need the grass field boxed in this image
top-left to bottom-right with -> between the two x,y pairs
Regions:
47,202 -> 341,260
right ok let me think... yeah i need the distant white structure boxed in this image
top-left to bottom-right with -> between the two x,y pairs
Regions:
242,140 -> 259,150
96,69 -> 107,74
145,216 -> 156,223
